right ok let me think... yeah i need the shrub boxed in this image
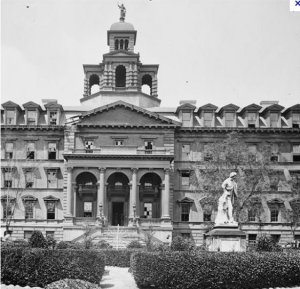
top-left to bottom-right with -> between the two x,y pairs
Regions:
93,240 -> 113,249
130,251 -> 300,289
170,236 -> 195,251
152,243 -> 170,252
127,240 -> 143,249
1,239 -> 29,249
256,235 -> 283,252
29,231 -> 47,248
56,241 -> 84,250
102,249 -> 140,267
1,248 -> 105,287
45,278 -> 99,289
46,235 -> 57,250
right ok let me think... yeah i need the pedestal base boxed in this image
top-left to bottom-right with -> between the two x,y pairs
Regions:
205,225 -> 246,252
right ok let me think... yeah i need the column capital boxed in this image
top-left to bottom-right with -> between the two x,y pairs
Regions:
98,167 -> 106,173
67,167 -> 73,173
164,168 -> 170,175
131,168 -> 138,174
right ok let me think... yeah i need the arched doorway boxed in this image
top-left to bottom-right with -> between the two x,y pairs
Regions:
76,172 -> 97,218
139,173 -> 162,219
107,172 -> 130,226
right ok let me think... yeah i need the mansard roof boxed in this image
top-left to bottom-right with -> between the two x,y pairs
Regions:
2,101 -> 21,110
197,103 -> 218,113
23,101 -> 42,110
283,104 -> 300,114
261,103 -> 284,116
176,103 -> 196,114
218,103 -> 240,114
240,103 -> 262,114
79,100 -> 180,127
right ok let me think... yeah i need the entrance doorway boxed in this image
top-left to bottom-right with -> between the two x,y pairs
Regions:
112,202 -> 124,226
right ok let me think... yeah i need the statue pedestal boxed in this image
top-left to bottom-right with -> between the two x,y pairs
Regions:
205,224 -> 246,252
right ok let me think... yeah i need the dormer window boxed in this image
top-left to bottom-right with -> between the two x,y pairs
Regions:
292,113 -> 300,128
6,109 -> 15,125
182,112 -> 191,127
247,112 -> 257,127
203,112 -> 213,127
145,141 -> 153,154
225,112 -> 234,127
26,142 -> 35,159
270,112 -> 279,128
49,111 -> 58,125
27,110 -> 37,125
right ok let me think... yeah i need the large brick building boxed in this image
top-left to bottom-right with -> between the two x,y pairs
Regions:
1,12 -> 300,247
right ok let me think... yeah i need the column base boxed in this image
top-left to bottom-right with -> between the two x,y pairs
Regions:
160,217 -> 172,227
64,215 -> 74,225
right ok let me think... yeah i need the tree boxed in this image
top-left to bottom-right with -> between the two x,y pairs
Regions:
191,132 -> 285,224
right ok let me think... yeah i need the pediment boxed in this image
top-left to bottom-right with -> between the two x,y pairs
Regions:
240,103 -> 262,114
177,197 -> 194,203
103,51 -> 138,57
44,102 -> 63,110
43,195 -> 60,201
219,103 -> 240,114
198,103 -> 218,113
78,101 -> 179,127
176,103 -> 196,114
23,101 -> 41,110
2,101 -> 21,110
284,104 -> 300,114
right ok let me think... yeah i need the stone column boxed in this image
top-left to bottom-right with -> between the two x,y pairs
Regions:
129,168 -> 138,223
97,168 -> 106,220
161,169 -> 170,219
65,167 -> 73,217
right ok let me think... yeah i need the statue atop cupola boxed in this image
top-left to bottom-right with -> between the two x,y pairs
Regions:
81,5 -> 161,109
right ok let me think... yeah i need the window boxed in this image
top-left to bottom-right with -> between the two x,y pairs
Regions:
85,140 -> 94,153
182,112 -> 191,127
26,142 -> 35,159
248,209 -> 256,222
145,141 -> 153,154
292,113 -> 300,128
181,171 -> 190,187
2,201 -> 13,219
182,144 -> 190,160
270,144 -> 279,162
24,231 -> 33,240
25,170 -> 34,188
270,112 -> 278,127
27,110 -> 37,125
293,144 -> 300,162
203,212 -> 211,222
4,169 -> 13,188
270,207 -> 279,222
248,144 -> 257,162
47,169 -> 58,188
225,112 -> 234,127
24,201 -> 34,219
49,111 -> 58,125
203,112 -> 213,127
181,203 -> 190,221
144,203 -> 152,219
271,234 -> 280,244
181,233 -> 191,239
48,143 -> 57,160
248,112 -> 257,125
115,65 -> 126,87
248,234 -> 257,247
83,202 -> 92,217
5,142 -> 14,159
6,109 -> 15,125
115,140 -> 124,146
46,201 -> 55,219
46,231 -> 55,238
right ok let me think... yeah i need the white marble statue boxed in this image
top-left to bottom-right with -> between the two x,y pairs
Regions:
215,172 -> 238,225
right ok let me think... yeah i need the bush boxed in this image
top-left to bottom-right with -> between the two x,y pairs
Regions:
102,249 -> 140,267
1,239 -> 29,249
1,248 -> 105,287
56,241 -> 84,250
46,235 -> 57,250
130,251 -> 300,289
170,236 -> 195,251
29,231 -> 47,248
152,243 -> 170,252
93,240 -> 113,249
127,240 -> 143,249
45,278 -> 99,289
256,235 -> 283,252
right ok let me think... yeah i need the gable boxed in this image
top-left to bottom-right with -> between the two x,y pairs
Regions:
2,101 -> 20,109
198,103 -> 218,112
23,101 -> 41,110
219,103 -> 240,113
78,102 -> 178,127
240,103 -> 262,114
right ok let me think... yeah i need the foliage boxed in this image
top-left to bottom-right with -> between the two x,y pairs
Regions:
45,278 -> 100,289
93,240 -> 113,249
29,231 -> 47,248
130,251 -> 300,289
126,240 -> 143,249
191,132 -> 283,222
1,239 -> 29,249
151,242 -> 171,252
102,249 -> 140,267
56,241 -> 84,250
46,235 -> 57,250
1,248 -> 105,287
170,236 -> 195,251
255,235 -> 283,252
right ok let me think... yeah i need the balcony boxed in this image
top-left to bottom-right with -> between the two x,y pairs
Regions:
72,146 -> 170,155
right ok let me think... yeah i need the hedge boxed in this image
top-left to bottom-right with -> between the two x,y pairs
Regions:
1,248 -> 105,287
131,251 -> 300,289
101,249 -> 142,267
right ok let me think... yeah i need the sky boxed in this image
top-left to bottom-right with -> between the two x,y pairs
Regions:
1,0 -> 300,109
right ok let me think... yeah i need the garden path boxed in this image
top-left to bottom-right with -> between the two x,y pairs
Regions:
100,266 -> 138,289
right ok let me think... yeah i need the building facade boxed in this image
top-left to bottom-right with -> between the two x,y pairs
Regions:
1,12 -> 300,246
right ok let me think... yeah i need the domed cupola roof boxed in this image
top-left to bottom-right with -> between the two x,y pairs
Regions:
110,21 -> 135,31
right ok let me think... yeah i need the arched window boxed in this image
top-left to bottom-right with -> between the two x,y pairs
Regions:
115,65 -> 126,87
115,39 -> 119,50
125,39 -> 129,50
120,39 -> 124,50
89,74 -> 100,95
141,74 -> 152,95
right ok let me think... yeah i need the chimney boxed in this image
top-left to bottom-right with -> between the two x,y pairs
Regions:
179,100 -> 197,106
42,99 -> 57,105
260,100 -> 279,107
